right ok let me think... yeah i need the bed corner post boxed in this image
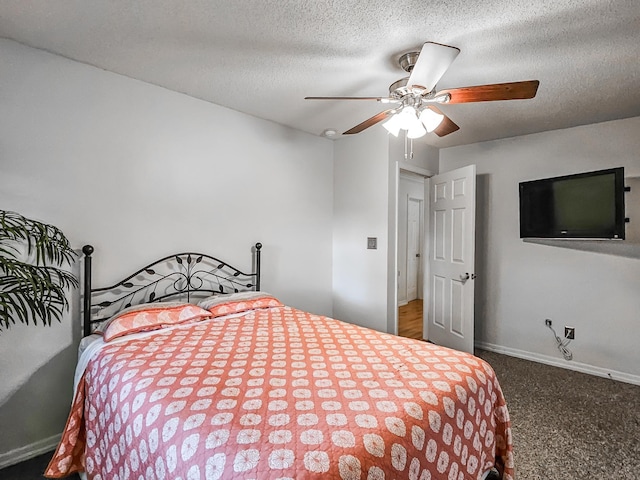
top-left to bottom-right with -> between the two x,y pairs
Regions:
82,245 -> 94,337
255,242 -> 262,291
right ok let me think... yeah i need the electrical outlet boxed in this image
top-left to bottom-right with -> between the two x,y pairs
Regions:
564,326 -> 575,340
545,319 -> 552,327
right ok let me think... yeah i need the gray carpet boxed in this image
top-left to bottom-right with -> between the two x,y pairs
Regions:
2,350 -> 639,479
476,349 -> 640,480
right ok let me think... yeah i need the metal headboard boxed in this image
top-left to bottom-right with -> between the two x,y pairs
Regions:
82,243 -> 262,336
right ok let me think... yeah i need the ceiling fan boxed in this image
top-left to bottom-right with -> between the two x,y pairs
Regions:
306,42 -> 539,139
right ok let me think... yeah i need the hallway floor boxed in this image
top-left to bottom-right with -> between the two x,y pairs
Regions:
398,299 -> 423,340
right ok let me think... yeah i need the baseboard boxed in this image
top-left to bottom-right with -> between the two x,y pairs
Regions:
0,433 -> 60,470
475,341 -> 640,386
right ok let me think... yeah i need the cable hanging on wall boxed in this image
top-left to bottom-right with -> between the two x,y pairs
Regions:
546,320 -> 573,361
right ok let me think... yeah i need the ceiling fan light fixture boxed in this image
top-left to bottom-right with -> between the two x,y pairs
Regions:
407,122 -> 426,139
396,106 -> 419,130
382,114 -> 402,137
419,108 -> 445,132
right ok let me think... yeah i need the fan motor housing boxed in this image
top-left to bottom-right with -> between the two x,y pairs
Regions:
390,51 -> 427,99
389,77 -> 410,98
389,77 -> 429,100
398,51 -> 420,73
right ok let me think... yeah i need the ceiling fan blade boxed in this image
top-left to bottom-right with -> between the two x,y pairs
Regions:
436,80 -> 540,104
428,106 -> 460,137
343,109 -> 396,135
407,42 -> 460,92
305,96 -> 397,103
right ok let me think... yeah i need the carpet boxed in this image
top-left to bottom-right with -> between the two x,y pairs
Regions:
476,349 -> 640,480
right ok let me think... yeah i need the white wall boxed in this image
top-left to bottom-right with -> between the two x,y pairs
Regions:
440,117 -> 640,382
332,128 -> 390,332
0,39 -> 334,462
332,131 -> 438,336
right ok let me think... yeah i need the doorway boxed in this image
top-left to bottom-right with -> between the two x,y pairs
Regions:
392,162 -> 477,353
397,171 -> 425,340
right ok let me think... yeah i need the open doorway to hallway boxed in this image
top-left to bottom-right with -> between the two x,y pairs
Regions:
397,171 -> 426,341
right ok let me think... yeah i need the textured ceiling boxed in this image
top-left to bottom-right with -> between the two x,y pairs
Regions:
1,1 -> 639,147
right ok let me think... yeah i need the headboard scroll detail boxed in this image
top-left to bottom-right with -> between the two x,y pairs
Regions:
82,243 -> 261,336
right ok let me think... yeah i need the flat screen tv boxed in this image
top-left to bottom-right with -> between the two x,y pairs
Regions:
519,167 -> 626,239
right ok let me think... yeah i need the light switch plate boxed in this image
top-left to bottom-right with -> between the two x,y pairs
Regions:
367,237 -> 377,249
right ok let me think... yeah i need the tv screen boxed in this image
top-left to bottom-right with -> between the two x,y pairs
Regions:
519,167 -> 626,239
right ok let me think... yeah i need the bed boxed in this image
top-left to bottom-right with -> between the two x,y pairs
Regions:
46,243 -> 514,480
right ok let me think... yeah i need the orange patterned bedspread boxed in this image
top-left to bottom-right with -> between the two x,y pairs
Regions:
46,305 -> 514,479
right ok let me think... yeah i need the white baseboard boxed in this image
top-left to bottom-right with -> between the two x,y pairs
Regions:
475,341 -> 640,387
0,433 -> 61,470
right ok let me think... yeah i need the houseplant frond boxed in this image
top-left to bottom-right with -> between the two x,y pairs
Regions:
0,210 -> 78,332
0,210 -> 76,266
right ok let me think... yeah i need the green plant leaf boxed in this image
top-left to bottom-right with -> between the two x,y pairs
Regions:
0,210 -> 79,332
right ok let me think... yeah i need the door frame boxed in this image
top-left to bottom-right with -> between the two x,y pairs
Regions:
392,162 -> 476,350
391,162 -> 432,337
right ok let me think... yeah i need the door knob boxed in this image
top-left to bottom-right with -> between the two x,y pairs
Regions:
460,273 -> 476,283
416,253 -> 420,258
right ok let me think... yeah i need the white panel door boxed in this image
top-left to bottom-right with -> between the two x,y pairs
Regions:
407,198 -> 422,301
427,165 -> 476,353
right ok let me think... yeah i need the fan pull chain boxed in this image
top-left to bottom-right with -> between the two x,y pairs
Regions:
404,131 -> 414,159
